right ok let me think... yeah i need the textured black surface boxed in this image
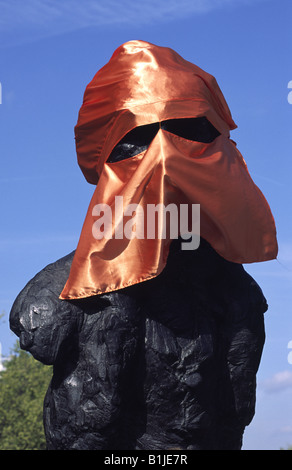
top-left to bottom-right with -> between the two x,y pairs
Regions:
9,238 -> 266,450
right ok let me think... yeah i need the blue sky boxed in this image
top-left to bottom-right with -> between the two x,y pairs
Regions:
0,0 -> 291,450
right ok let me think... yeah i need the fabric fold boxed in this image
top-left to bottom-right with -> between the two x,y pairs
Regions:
60,40 -> 277,300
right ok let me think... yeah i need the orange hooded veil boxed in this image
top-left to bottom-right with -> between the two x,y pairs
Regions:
60,40 -> 278,300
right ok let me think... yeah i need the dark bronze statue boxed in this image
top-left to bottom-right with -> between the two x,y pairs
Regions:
10,236 -> 266,450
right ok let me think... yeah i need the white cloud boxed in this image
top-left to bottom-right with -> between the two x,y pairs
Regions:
0,0 -> 271,49
0,0 -> 270,34
260,370 -> 292,394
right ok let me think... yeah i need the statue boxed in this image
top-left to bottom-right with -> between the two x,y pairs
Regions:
9,238 -> 267,450
9,40 -> 278,450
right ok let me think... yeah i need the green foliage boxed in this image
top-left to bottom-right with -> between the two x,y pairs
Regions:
0,343 -> 52,450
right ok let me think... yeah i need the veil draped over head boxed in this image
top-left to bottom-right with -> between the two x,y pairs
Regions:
60,40 -> 278,300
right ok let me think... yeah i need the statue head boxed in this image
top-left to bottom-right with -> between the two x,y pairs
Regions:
60,40 -> 277,301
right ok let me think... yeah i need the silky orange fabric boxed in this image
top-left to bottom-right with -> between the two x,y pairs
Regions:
60,40 -> 278,300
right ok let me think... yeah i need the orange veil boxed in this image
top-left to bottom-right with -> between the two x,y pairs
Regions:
60,40 -> 277,300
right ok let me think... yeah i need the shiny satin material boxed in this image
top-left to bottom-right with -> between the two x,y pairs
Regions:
60,40 -> 278,300
74,40 -> 236,184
